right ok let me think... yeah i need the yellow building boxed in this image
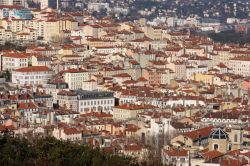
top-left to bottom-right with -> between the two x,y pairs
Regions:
220,101 -> 238,111
44,18 -> 79,42
191,74 -> 214,84
191,73 -> 224,85
86,38 -> 114,49
214,48 -> 231,65
113,104 -> 156,121
58,19 -> 79,31
44,19 -> 60,42
10,18 -> 24,32
142,26 -> 162,40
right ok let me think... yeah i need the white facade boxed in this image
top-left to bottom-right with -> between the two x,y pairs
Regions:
88,3 -> 109,12
2,54 -> 28,71
163,98 -> 205,107
12,66 -> 54,85
186,66 -> 208,79
52,127 -> 82,141
64,69 -> 90,90
229,57 -> 250,76
82,80 -> 97,91
78,98 -> 114,114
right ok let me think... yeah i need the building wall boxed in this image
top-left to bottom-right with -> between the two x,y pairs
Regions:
12,70 -> 53,85
2,56 -> 28,71
229,59 -> 250,77
64,72 -> 90,90
113,108 -> 144,121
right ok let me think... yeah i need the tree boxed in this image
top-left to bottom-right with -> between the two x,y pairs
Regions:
0,42 -> 27,51
0,136 -> 137,166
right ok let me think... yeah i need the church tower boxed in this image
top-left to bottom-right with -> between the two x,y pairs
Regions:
208,128 -> 229,153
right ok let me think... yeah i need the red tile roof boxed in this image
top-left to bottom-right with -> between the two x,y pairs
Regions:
202,150 -> 223,160
124,143 -> 143,151
0,5 -> 24,9
64,68 -> 87,73
3,53 -> 29,58
17,102 -> 38,110
183,126 -> 214,140
112,73 -> 131,78
217,63 -> 228,68
114,104 -> 156,110
165,149 -> 188,157
230,56 -> 250,61
15,66 -> 51,72
64,128 -> 81,135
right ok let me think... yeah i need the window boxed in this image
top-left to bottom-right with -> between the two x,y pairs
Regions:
213,144 -> 219,150
234,134 -> 238,142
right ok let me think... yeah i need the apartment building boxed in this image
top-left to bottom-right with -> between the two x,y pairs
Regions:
12,66 -> 54,85
1,53 -> 29,71
229,56 -> 250,77
63,68 -> 90,90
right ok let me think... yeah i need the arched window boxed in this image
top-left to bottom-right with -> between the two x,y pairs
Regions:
234,134 -> 238,142
213,144 -> 219,150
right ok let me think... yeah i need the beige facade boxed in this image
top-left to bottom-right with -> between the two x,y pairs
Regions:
44,20 -> 60,41
113,104 -> 154,121
63,69 -> 91,90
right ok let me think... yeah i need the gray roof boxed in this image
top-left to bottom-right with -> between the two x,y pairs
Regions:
209,128 -> 228,140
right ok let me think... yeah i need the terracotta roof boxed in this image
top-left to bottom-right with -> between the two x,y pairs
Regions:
64,68 -> 87,73
165,149 -> 188,157
182,126 -> 213,140
137,77 -> 148,82
57,90 -> 77,96
18,102 -> 38,110
3,53 -> 29,58
112,73 -> 131,78
189,55 -> 211,61
131,36 -> 153,42
173,107 -> 186,113
0,5 -> 24,9
230,56 -> 250,61
124,143 -> 143,151
114,104 -> 156,110
217,63 -> 228,68
202,150 -> 223,160
64,128 -> 81,135
15,66 -> 51,72
220,157 -> 248,166
203,110 -> 240,120
81,112 -> 113,118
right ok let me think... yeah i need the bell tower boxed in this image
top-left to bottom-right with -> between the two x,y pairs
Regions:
229,125 -> 243,150
208,128 -> 229,153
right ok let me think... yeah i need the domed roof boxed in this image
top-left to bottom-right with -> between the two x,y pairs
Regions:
209,128 -> 228,139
